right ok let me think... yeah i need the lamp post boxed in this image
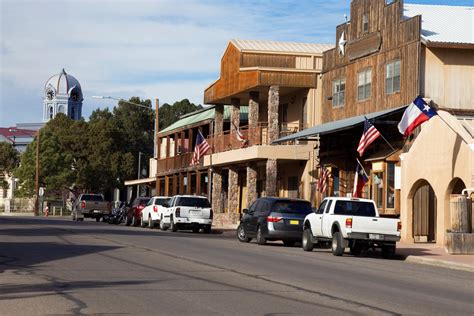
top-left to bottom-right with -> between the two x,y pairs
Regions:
9,128 -> 40,216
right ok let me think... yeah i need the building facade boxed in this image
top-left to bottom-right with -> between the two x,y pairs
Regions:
278,0 -> 473,246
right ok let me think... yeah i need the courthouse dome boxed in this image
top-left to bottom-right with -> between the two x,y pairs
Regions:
44,68 -> 82,101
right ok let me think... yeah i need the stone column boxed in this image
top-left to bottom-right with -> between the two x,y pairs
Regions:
248,91 -> 259,145
266,159 -> 277,197
247,162 -> 258,207
230,98 -> 240,132
215,104 -> 224,152
268,85 -> 280,144
228,167 -> 239,213
212,168 -> 223,213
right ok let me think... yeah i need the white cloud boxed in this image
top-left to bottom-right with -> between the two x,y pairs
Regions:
1,0 -> 350,125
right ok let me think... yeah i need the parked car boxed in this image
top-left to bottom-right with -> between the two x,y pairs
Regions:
160,195 -> 212,233
72,194 -> 111,222
302,197 -> 401,258
140,196 -> 171,229
126,197 -> 150,226
237,197 -> 313,246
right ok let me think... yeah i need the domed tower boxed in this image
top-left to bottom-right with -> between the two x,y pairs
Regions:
43,68 -> 83,122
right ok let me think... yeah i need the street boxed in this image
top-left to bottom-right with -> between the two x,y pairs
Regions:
1,217 -> 473,315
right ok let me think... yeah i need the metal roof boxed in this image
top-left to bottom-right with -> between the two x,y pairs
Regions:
273,105 -> 407,144
159,106 -> 249,134
404,4 -> 474,44
231,39 -> 334,55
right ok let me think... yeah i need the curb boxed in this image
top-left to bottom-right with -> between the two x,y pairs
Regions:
0,212 -> 35,217
405,255 -> 474,272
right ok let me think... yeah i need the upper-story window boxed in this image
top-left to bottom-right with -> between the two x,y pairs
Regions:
362,13 -> 369,34
386,59 -> 401,94
49,106 -> 54,119
357,68 -> 372,101
332,78 -> 346,107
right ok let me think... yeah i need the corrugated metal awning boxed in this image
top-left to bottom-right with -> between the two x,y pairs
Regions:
273,105 -> 407,144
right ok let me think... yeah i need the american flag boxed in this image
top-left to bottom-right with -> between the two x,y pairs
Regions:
191,131 -> 210,165
318,167 -> 330,194
357,118 -> 381,156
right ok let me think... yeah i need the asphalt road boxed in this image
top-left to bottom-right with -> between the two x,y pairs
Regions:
1,216 -> 473,315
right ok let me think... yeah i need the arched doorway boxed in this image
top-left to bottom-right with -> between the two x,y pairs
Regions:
450,178 -> 466,195
412,180 -> 437,243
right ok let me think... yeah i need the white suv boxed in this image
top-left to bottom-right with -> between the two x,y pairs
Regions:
141,196 -> 170,229
161,195 -> 213,233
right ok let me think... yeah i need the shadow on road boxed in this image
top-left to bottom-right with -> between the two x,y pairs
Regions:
0,242 -> 122,274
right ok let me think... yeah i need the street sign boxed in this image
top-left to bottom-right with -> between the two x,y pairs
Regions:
39,187 -> 45,197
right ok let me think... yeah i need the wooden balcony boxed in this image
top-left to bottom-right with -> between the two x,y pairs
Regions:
156,152 -> 193,174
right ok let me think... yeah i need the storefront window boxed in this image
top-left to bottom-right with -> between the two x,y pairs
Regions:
386,163 -> 395,208
333,168 -> 340,196
372,172 -> 383,208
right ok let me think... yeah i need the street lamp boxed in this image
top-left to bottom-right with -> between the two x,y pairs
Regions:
9,128 -> 40,216
92,95 -> 158,157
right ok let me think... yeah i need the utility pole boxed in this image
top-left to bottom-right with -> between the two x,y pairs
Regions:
155,98 -> 160,195
137,151 -> 142,197
34,131 -> 40,216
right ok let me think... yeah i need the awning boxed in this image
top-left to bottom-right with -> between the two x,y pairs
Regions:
273,105 -> 407,143
124,177 -> 156,186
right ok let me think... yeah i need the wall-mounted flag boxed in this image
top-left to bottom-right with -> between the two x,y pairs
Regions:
318,167 -> 330,195
353,159 -> 369,198
357,118 -> 381,156
191,130 -> 210,165
398,95 -> 437,137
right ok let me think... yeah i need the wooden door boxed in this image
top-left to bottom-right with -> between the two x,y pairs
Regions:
413,183 -> 436,242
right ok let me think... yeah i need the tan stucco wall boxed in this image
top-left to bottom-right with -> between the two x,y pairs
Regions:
400,111 -> 473,245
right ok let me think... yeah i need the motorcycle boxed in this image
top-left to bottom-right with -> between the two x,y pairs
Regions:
107,202 -> 128,225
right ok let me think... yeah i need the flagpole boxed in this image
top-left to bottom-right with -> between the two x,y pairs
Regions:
356,158 -> 369,178
365,116 -> 396,152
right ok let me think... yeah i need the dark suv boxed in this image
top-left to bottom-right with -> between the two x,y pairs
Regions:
126,197 -> 150,226
237,197 -> 313,246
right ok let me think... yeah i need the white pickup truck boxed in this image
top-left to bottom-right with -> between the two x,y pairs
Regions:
160,195 -> 213,233
302,197 -> 401,258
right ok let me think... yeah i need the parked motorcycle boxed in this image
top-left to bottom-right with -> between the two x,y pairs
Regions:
107,202 -> 128,225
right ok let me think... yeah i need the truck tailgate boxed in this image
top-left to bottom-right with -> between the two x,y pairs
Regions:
351,217 -> 399,235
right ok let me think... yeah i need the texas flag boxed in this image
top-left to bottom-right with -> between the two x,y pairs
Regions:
353,162 -> 368,198
398,95 -> 437,137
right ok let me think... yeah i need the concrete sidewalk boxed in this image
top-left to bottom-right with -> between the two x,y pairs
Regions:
396,242 -> 473,272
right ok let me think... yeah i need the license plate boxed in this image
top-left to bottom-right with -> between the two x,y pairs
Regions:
369,234 -> 384,240
93,210 -> 101,213
290,220 -> 299,225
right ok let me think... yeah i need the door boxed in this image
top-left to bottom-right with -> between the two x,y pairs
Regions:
413,182 -> 436,242
244,201 -> 260,236
312,200 -> 328,237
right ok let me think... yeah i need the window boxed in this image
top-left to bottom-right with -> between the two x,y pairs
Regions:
372,172 -> 383,209
333,201 -> 376,217
287,177 -> 298,198
362,13 -> 369,33
280,103 -> 288,123
386,60 -> 401,94
325,200 -> 333,213
332,78 -> 345,107
176,197 -> 210,208
272,200 -> 312,214
71,107 -> 75,119
49,106 -> 54,119
386,163 -> 395,208
316,200 -> 327,214
357,69 -> 372,101
301,97 -> 308,130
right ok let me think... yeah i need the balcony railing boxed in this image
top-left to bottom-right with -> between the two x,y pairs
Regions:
155,122 -> 306,174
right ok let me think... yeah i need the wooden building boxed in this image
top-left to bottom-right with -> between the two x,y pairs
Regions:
276,0 -> 473,246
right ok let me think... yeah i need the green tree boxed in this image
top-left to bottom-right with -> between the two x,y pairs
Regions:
0,142 -> 20,189
159,99 -> 202,130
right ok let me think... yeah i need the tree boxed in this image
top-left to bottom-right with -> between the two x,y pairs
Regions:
159,99 -> 202,130
0,142 -> 19,189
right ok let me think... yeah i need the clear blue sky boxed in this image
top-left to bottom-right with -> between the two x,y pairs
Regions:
1,0 -> 472,126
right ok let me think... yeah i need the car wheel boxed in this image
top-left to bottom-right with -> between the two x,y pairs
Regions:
192,226 -> 200,233
159,215 -> 168,231
256,226 -> 266,245
96,217 -> 100,222
125,215 -> 131,226
203,225 -> 211,234
349,241 -> 362,256
78,218 -> 84,222
170,216 -> 178,232
283,240 -> 295,247
148,216 -> 154,229
331,231 -> 345,256
302,228 -> 314,252
140,216 -> 146,228
381,244 -> 396,259
237,223 -> 251,242
72,213 -> 76,221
